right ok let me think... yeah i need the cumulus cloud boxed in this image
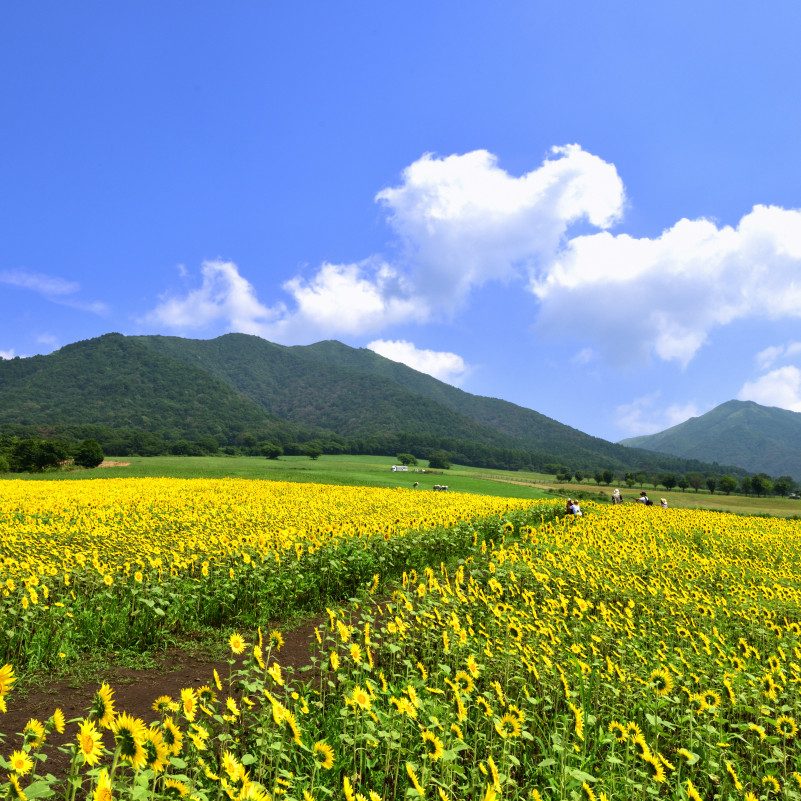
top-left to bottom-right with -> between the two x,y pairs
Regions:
246,145 -> 626,341
145,260 -> 282,335
616,393 -> 703,437
376,145 -> 625,309
146,147 -> 801,369
264,260 -> 427,343
738,366 -> 801,412
0,349 -> 15,360
532,205 -> 801,366
366,339 -> 471,386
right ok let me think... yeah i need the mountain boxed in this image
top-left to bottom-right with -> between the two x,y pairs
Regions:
0,331 -> 744,475
132,333 -> 736,474
0,334 -> 305,442
619,400 -> 801,479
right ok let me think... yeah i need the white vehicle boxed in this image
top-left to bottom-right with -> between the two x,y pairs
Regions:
391,465 -> 409,472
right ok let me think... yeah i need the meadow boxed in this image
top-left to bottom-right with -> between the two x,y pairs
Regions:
9,453 -> 800,517
2,471 -> 801,800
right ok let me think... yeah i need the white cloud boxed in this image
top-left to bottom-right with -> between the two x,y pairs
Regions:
366,339 -> 471,386
616,393 -> 703,437
376,145 -> 625,310
145,147 -> 801,369
264,260 -> 427,343
0,269 -> 108,315
145,260 -> 282,335
738,366 -> 801,412
532,204 -> 801,366
0,349 -> 15,360
571,347 -> 594,366
36,333 -> 59,349
0,269 -> 79,296
247,145 -> 626,340
755,341 -> 801,370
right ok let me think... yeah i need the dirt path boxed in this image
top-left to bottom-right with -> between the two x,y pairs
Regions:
0,615 -> 325,777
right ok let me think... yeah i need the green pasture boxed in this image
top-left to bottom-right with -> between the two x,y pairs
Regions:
2,454 -> 552,500
6,453 -> 800,515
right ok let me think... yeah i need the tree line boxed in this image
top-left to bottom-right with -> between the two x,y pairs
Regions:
0,436 -> 104,473
552,465 -> 797,498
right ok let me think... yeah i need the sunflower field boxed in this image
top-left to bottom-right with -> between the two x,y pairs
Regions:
3,480 -> 801,800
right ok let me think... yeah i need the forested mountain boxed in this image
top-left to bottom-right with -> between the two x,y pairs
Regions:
0,334 -> 304,443
619,399 -> 801,479
0,332 -> 744,475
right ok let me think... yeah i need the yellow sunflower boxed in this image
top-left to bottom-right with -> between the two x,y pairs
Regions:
422,730 -> 445,760
77,719 -> 104,766
313,740 -> 335,770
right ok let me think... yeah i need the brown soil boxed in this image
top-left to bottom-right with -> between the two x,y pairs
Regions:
0,616 -> 324,778
98,461 -> 131,467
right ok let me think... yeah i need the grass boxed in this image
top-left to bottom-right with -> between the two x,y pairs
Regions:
4,454 -> 553,500
5,453 -> 799,515
547,480 -> 801,517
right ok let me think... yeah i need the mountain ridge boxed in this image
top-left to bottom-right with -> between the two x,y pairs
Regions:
619,399 -> 801,479
0,332 -> 748,476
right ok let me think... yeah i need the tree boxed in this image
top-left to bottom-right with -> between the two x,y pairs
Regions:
74,438 -> 104,469
662,474 -> 677,491
428,450 -> 451,470
602,469 -> 614,486
774,476 -> 796,497
719,475 -> 738,495
11,438 -> 70,472
262,443 -> 283,460
573,470 -> 584,483
397,453 -> 418,466
740,476 -> 752,496
558,471 -> 573,483
706,476 -> 717,494
687,472 -> 704,493
624,473 -> 636,489
751,474 -> 773,497
303,443 -> 323,460
594,472 -> 604,485
635,473 -> 646,488
677,476 -> 689,492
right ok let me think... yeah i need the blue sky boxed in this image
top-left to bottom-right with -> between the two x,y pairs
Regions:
4,2 -> 801,441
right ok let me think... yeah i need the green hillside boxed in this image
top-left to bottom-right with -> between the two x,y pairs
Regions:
619,399 -> 801,479
134,333 -> 737,475
134,334 -> 518,447
0,332 -> 751,476
0,333 -> 302,443
296,339 -> 663,466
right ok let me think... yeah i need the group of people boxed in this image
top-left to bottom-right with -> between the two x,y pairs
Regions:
567,490 -> 669,516
612,488 -> 668,508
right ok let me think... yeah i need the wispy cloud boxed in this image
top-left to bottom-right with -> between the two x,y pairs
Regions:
616,393 -> 703,437
367,339 -> 471,386
0,268 -> 108,315
0,269 -> 79,296
755,341 -> 801,370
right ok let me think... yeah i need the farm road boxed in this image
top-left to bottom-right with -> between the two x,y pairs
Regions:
0,616 -> 324,778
